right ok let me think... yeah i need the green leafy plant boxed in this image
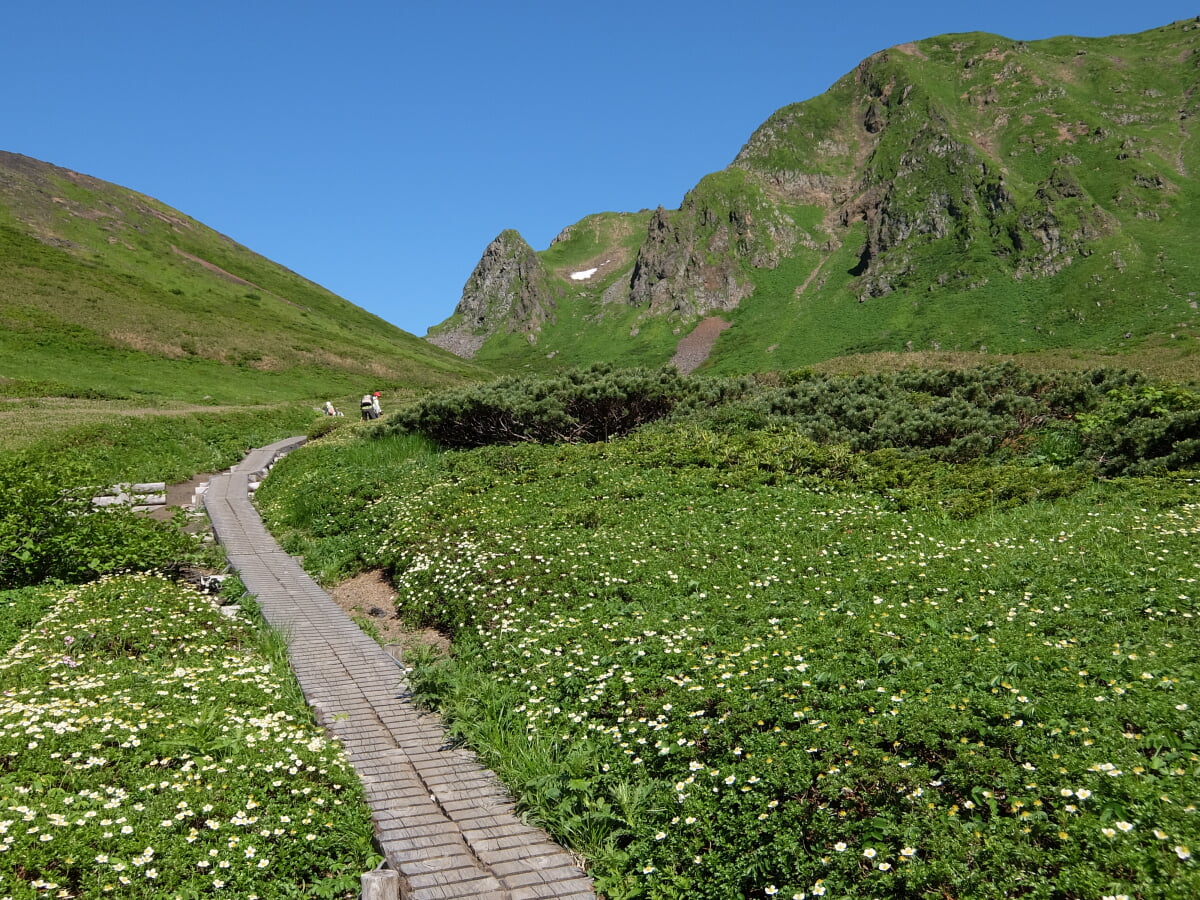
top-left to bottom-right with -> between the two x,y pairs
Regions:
0,574 -> 380,898
0,456 -> 200,588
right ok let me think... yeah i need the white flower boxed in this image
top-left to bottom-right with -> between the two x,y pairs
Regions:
1116,821 -> 1134,833
863,847 -> 877,859
1176,845 -> 1191,860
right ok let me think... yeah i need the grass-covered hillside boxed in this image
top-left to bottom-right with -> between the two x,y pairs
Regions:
257,364 -> 1200,900
0,151 -> 486,405
431,20 -> 1200,379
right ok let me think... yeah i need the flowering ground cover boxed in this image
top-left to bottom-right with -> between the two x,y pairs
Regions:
0,574 -> 379,899
259,416 -> 1200,900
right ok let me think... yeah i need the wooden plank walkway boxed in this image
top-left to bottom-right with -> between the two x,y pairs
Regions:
204,438 -> 596,900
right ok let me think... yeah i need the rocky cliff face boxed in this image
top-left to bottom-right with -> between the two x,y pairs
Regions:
627,204 -> 750,317
625,166 -> 810,317
426,230 -> 559,357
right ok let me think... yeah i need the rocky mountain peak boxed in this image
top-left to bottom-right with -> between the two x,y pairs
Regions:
426,230 -> 559,358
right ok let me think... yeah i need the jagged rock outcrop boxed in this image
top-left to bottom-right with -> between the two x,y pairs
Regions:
426,230 -> 558,357
847,120 -> 1016,297
627,168 -> 802,317
627,206 -> 752,316
1010,168 -> 1110,279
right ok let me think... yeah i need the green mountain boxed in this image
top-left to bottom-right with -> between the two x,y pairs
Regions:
429,19 -> 1200,377
0,151 -> 485,404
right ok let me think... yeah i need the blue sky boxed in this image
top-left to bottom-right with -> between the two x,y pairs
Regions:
4,1 -> 1197,335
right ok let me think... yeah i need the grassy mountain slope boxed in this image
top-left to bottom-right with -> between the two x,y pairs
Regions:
0,151 -> 487,403
431,19 -> 1200,378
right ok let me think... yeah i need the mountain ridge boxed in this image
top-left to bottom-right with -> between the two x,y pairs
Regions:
429,19 -> 1200,377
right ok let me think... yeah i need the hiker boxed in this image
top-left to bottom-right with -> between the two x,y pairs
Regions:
360,393 -> 374,421
371,391 -> 382,419
323,401 -> 339,417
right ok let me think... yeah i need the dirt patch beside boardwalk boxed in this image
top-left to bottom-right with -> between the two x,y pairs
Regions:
330,569 -> 451,655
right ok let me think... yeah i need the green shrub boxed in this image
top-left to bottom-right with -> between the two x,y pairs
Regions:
378,363 -> 698,448
1079,383 -> 1200,475
0,459 -> 199,589
374,361 -> 1200,477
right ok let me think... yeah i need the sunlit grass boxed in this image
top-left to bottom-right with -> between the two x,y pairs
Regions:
0,404 -> 324,485
0,400 -> 259,453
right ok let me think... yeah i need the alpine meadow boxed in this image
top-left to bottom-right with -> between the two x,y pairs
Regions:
3,15 -> 1200,900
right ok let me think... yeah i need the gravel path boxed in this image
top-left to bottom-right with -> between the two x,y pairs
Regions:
670,316 -> 732,374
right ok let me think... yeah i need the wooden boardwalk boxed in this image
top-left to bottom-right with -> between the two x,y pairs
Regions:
204,438 -> 596,900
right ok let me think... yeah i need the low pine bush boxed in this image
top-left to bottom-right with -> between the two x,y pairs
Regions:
378,361 -> 1200,476
377,363 -> 697,448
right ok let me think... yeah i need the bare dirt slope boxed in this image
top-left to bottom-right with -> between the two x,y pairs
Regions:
670,316 -> 732,374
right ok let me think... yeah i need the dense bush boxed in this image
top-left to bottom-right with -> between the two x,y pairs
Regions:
1078,382 -> 1200,475
744,364 -> 1149,464
383,361 -> 1200,476
377,363 -> 701,448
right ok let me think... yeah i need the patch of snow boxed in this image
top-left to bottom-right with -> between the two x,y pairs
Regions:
570,267 -> 598,281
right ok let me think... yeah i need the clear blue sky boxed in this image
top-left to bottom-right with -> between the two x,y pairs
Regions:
4,1 -> 1196,335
